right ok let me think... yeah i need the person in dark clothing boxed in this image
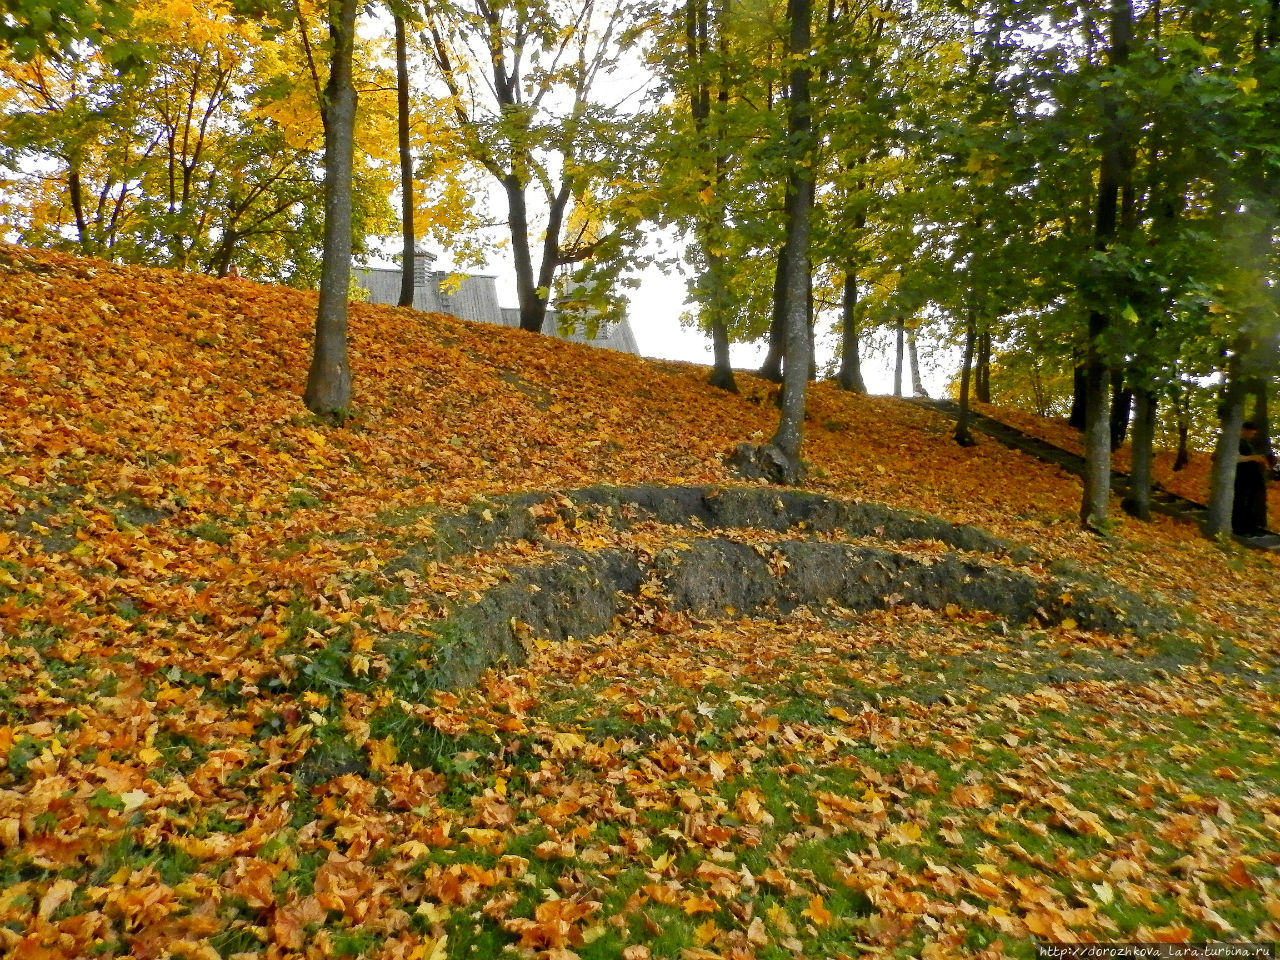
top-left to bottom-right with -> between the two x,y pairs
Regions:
1233,421 -> 1270,536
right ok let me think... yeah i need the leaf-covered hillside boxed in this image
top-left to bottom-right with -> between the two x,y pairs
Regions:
2,245 -> 1278,960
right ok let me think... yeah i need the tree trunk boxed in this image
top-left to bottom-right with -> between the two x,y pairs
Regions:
1206,372 -> 1247,537
1109,370 -> 1132,450
395,13 -> 416,308
304,0 -> 359,416
759,255 -> 786,382
1172,386 -> 1191,471
705,2 -> 736,394
892,319 -> 904,397
68,164 -> 89,249
1081,330 -> 1112,529
954,309 -> 977,447
1080,0 -> 1132,529
909,330 -> 929,398
836,268 -> 866,392
706,248 -> 736,391
768,0 -> 813,481
975,329 -> 991,403
1069,363 -> 1087,428
806,268 -> 817,381
1252,377 -> 1272,459
1122,387 -> 1155,519
505,176 -> 547,333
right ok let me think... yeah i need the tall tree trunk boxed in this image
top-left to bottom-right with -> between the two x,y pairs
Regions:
304,0 -> 359,416
704,3 -> 737,394
1206,365 -> 1248,537
893,319 -> 904,397
1110,370 -> 1133,450
1080,0 -> 1133,529
1122,387 -> 1156,519
954,309 -> 977,446
975,329 -> 991,403
395,13 -> 415,308
759,257 -> 786,382
909,330 -> 928,398
836,267 -> 866,392
768,0 -> 813,481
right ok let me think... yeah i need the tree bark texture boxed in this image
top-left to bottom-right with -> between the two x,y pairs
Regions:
1206,371 -> 1247,537
768,0 -> 813,477
395,14 -> 416,308
1080,0 -> 1132,529
304,0 -> 358,416
1122,388 -> 1155,520
836,268 -> 866,392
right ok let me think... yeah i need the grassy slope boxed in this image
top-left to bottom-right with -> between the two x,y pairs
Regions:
1,245 -> 1277,960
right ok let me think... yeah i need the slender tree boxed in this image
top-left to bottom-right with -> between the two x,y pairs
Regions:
954,307 -> 977,446
304,0 -> 359,415
422,0 -> 640,335
836,266 -> 867,392
909,328 -> 928,398
394,9 -> 415,307
769,0 -> 814,481
1079,0 -> 1133,530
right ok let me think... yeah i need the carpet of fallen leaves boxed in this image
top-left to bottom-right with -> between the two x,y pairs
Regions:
1,244 -> 1278,960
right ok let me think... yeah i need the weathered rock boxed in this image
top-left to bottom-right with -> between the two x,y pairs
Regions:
726,442 -> 805,485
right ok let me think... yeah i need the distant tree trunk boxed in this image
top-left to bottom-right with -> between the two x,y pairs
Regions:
688,0 -> 737,393
1252,377 -> 1272,458
68,165 -> 89,249
806,269 -> 817,381
1110,370 -> 1132,450
954,309 -> 977,446
836,267 -> 866,392
768,0 -> 813,481
974,329 -> 991,403
909,330 -> 928,398
395,13 -> 415,308
759,257 -> 785,382
1122,387 -> 1156,519
893,319 -> 904,397
1206,366 -> 1247,537
708,280 -> 737,392
1080,0 -> 1132,529
1172,385 -> 1192,471
304,0 -> 358,416
1069,363 -> 1087,428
